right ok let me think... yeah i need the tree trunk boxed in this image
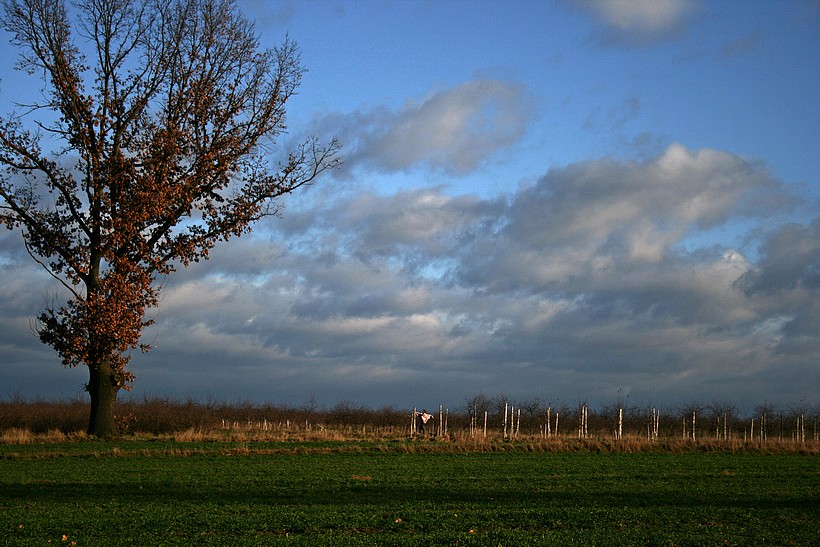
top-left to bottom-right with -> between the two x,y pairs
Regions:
86,359 -> 121,438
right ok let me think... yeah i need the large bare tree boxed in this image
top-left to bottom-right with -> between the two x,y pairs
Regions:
0,0 -> 340,436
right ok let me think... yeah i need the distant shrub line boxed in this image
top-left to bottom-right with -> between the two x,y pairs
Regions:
0,395 -> 817,448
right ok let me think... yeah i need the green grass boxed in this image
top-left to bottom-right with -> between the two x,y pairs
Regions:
1,441 -> 817,545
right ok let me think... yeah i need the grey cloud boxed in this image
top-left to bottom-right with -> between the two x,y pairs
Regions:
584,94 -> 641,131
0,231 -> 91,398
2,145 -> 816,408
721,29 -> 764,62
738,218 -> 820,294
736,218 -> 820,357
314,80 -> 534,176
241,0 -> 296,27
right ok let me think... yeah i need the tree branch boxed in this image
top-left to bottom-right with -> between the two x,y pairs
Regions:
23,235 -> 82,298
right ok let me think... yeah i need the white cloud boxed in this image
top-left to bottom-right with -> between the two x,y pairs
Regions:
565,0 -> 700,46
460,144 -> 780,295
316,80 -> 534,175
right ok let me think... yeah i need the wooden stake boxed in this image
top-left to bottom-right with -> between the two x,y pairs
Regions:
579,405 -> 588,439
546,406 -> 552,438
438,405 -> 443,437
516,407 -> 521,437
651,408 -> 659,441
798,414 -> 804,443
472,403 -> 477,437
503,402 -> 508,439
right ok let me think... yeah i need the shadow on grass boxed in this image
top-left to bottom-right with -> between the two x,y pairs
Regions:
3,477 -> 815,513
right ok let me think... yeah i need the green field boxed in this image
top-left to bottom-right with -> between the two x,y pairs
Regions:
1,441 -> 817,546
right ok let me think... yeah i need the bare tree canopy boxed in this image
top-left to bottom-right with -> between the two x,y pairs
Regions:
0,0 -> 340,436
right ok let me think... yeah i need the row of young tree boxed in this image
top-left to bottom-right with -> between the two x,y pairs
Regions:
449,394 -> 819,442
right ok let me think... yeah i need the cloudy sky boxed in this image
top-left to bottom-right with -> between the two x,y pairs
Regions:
1,0 -> 818,412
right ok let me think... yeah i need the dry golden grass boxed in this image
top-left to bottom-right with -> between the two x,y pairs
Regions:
0,427 -> 90,445
0,428 -> 31,444
172,427 -> 210,442
1,424 -> 817,456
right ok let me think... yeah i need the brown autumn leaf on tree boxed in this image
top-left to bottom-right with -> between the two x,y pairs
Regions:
0,0 -> 340,437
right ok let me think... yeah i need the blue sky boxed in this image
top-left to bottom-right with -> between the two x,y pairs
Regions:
1,0 -> 818,413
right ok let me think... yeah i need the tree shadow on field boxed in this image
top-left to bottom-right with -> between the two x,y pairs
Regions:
3,480 -> 815,513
